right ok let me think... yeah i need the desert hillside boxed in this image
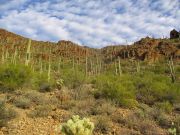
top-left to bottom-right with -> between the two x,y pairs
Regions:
0,28 -> 179,135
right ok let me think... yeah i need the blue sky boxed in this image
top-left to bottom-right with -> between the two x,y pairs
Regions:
0,0 -> 179,48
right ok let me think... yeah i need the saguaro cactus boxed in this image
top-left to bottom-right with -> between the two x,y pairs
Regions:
115,61 -> 118,75
25,39 -> 31,66
1,46 -> 5,64
168,57 -> 175,83
12,47 -> 17,65
48,49 -> 52,82
118,56 -> 122,76
136,61 -> 140,73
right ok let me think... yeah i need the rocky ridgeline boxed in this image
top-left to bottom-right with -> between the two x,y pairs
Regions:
0,28 -> 179,63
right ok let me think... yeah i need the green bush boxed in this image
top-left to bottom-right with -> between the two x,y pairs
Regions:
0,64 -> 32,92
154,101 -> 173,114
94,74 -> 137,108
134,72 -> 180,105
33,73 -> 53,92
61,69 -> 85,89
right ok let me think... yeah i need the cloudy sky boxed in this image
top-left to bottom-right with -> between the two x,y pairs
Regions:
0,0 -> 179,48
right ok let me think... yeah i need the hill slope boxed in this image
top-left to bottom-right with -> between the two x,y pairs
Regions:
0,28 -> 179,63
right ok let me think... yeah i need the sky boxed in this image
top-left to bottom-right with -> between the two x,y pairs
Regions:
0,0 -> 179,48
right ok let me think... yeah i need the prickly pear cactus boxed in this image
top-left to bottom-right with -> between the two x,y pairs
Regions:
60,115 -> 94,135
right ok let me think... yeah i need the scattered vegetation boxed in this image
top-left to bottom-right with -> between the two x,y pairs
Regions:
0,33 -> 179,134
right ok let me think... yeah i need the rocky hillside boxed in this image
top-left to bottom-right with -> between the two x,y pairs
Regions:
0,28 -> 179,63
108,37 -> 179,63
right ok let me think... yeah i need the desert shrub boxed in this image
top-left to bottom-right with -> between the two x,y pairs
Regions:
24,91 -> 47,105
174,116 -> 180,134
58,100 -> 76,111
71,98 -> 96,117
72,84 -> 93,100
121,111 -> 166,135
0,100 -> 17,127
157,113 -> 171,128
61,69 -> 85,89
33,73 -> 53,92
134,72 -> 180,105
0,64 -> 32,92
91,100 -> 116,116
14,96 -> 31,109
150,108 -> 171,128
138,120 -> 165,135
154,101 -> 173,114
28,105 -> 52,118
94,115 -> 112,134
60,115 -> 94,135
151,63 -> 169,74
94,74 -> 137,108
111,112 -> 126,125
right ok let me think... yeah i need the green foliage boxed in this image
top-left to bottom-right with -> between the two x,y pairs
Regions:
61,68 -> 85,89
94,74 -> 137,108
60,115 -> 94,135
0,64 -> 32,92
33,73 -> 53,92
154,101 -> 173,114
134,72 -> 180,105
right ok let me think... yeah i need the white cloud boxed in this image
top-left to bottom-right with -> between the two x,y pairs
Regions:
0,0 -> 179,48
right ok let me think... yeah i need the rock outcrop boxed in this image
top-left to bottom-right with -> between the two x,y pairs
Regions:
170,29 -> 179,39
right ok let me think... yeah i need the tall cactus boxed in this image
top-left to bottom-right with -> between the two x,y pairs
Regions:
136,60 -> 140,73
39,57 -> 43,75
118,56 -> 122,76
25,39 -> 31,66
115,61 -> 118,75
168,57 -> 175,83
1,46 -> 5,64
12,47 -> 18,65
48,49 -> 51,82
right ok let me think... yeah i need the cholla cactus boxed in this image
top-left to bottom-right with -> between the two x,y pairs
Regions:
60,115 -> 94,135
168,122 -> 176,135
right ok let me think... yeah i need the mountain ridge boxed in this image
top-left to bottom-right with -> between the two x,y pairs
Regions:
0,28 -> 179,63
